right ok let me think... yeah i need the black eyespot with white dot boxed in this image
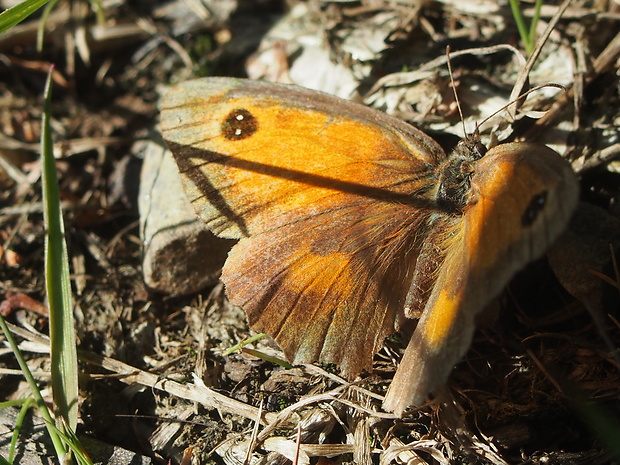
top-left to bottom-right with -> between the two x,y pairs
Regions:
522,192 -> 548,227
221,108 -> 258,140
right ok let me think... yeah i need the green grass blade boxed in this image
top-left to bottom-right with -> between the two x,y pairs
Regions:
89,0 -> 106,25
509,0 -> 533,54
0,0 -> 51,34
8,398 -> 35,464
41,68 -> 79,433
0,316 -> 67,458
224,333 -> 266,355
528,0 -> 544,48
0,399 -> 32,409
36,0 -> 107,50
47,421 -> 95,465
36,0 -> 61,51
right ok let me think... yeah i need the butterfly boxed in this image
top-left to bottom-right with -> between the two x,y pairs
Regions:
160,77 -> 579,415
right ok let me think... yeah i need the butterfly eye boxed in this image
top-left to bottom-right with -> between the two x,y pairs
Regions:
222,108 -> 258,140
472,141 -> 487,160
521,191 -> 548,226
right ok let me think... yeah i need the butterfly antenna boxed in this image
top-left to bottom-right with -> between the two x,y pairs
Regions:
477,83 -> 567,131
446,46 -> 469,139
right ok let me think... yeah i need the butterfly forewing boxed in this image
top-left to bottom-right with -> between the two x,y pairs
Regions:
162,78 -> 445,239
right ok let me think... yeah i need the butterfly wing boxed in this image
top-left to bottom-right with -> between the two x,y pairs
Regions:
383,142 -> 579,415
161,77 -> 448,377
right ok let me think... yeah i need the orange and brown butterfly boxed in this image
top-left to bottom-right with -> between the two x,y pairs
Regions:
160,77 -> 579,416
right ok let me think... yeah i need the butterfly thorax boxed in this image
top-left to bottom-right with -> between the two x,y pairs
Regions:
436,138 -> 487,214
